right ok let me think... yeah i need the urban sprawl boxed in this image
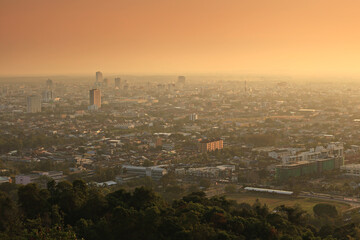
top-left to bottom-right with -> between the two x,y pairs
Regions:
1,74 -> 360,201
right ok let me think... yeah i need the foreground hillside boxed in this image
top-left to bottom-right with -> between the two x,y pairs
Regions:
0,180 -> 359,240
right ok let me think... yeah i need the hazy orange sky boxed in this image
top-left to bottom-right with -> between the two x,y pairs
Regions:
1,0 -> 360,76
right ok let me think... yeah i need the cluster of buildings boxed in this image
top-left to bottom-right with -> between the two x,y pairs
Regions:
275,143 -> 344,181
26,79 -> 54,113
175,165 -> 235,181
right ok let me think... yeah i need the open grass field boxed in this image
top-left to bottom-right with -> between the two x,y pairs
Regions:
226,192 -> 350,215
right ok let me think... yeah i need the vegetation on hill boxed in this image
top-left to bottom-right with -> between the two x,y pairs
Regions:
0,180 -> 359,239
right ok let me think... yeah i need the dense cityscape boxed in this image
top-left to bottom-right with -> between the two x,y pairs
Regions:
3,0 -> 360,239
1,74 -> 360,238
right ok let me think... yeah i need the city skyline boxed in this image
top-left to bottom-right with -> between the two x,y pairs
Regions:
3,1 -> 360,239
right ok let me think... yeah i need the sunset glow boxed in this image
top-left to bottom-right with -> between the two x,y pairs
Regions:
1,0 -> 360,76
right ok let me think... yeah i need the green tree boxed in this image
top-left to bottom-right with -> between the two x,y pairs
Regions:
0,191 -> 21,235
18,183 -> 50,219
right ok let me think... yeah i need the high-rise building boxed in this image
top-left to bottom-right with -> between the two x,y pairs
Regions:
27,95 -> 42,113
103,78 -> 108,87
89,89 -> 101,109
42,90 -> 53,102
177,76 -> 186,89
96,71 -> 103,82
178,76 -> 185,83
177,76 -> 185,84
115,77 -> 121,88
46,79 -> 53,89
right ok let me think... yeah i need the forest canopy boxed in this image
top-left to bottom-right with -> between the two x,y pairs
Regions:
0,180 -> 358,240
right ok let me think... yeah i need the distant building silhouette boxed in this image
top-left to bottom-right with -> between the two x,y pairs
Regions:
103,78 -> 108,87
27,95 -> 41,113
46,79 -> 53,89
96,71 -> 103,82
115,77 -> 121,88
177,76 -> 186,89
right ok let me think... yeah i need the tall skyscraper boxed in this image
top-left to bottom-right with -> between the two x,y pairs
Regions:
115,77 -> 121,88
27,95 -> 42,113
96,71 -> 103,82
89,89 -> 101,109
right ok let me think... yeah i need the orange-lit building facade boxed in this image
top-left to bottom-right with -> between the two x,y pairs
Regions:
198,138 -> 223,153
89,89 -> 101,109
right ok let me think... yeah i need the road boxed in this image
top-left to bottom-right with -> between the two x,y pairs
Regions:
299,192 -> 360,207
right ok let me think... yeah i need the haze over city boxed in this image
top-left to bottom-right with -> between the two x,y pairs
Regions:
2,0 -> 360,77
3,1 -> 360,240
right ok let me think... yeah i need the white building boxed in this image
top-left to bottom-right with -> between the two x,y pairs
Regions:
189,113 -> 198,121
341,164 -> 360,177
281,143 -> 344,165
185,167 -> 220,178
122,165 -> 167,181
177,165 -> 235,179
0,176 -> 11,184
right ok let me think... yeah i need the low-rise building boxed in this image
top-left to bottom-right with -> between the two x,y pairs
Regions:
15,171 -> 64,185
341,164 -> 360,177
122,165 -> 167,181
198,138 -> 223,153
0,176 -> 11,184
